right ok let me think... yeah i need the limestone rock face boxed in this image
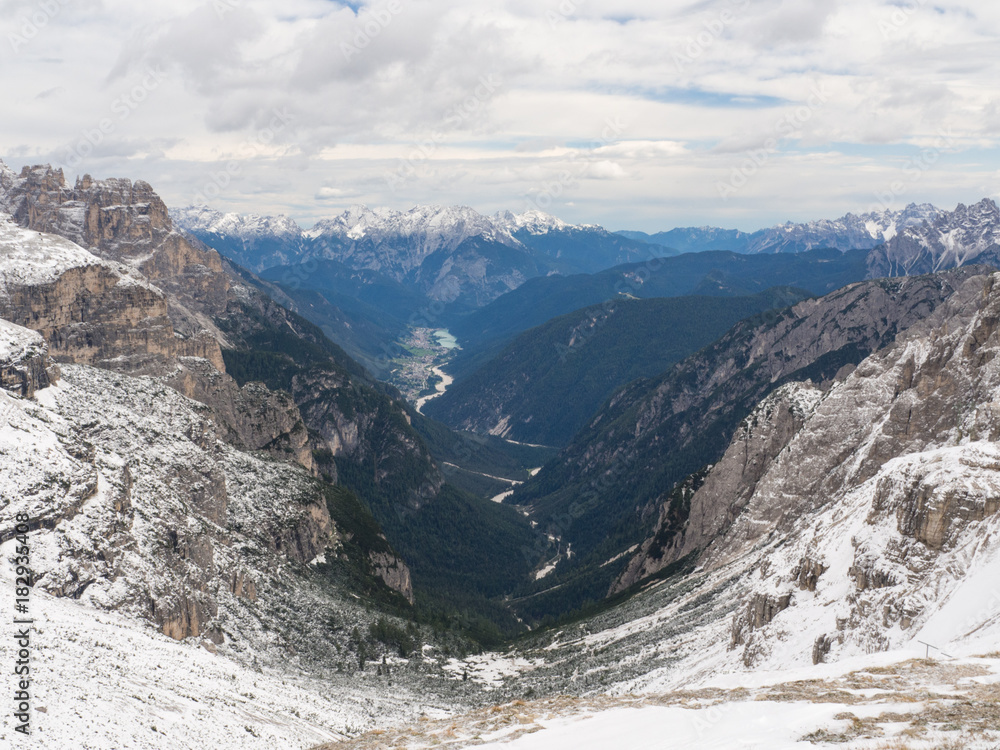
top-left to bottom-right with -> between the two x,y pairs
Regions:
0,363 -> 338,642
614,382 -> 822,592
1,162 -> 440,502
1,164 -> 229,348
0,201 -> 313,472
0,319 -> 55,397
369,551 -> 415,604
167,358 -> 318,475
621,271 -> 1000,669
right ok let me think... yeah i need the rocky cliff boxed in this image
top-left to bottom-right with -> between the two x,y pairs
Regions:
685,269 -> 1000,668
2,163 -> 231,337
510,270 -> 982,617
0,161 -> 429,608
867,198 -> 1000,278
0,354 -> 405,648
0,319 -> 55,398
504,269 -> 1000,695
0,161 -> 442,521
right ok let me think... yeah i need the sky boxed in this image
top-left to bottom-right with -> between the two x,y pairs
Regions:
1,0 -> 999,232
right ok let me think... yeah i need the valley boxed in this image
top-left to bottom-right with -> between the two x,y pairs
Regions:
4,158 -> 1000,749
6,4 -> 1000,748
385,327 -> 459,412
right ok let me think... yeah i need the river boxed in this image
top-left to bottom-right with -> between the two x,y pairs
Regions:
414,366 -> 453,414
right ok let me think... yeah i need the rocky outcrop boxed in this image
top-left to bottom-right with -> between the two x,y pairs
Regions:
0,319 -> 55,397
867,198 -> 1000,279
1,262 -> 177,369
369,551 -> 415,604
0,210 -> 319,474
521,270 -> 980,609
167,358 -> 318,474
625,269 -> 1000,669
1,162 -> 449,635
1,164 -> 230,352
613,382 -> 823,592
793,557 -> 827,592
730,593 -> 793,649
0,361 -> 349,642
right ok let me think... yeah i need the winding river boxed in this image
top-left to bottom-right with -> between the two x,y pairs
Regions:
415,366 -> 454,414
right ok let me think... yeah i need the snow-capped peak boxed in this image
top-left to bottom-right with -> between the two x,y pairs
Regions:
493,209 -> 570,235
868,198 -> 1000,278
744,203 -> 945,254
307,204 -> 522,256
171,205 -> 302,239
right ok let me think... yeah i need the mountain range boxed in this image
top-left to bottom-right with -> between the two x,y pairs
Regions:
6,157 -> 1000,748
173,204 -> 668,311
0,159 -> 548,644
621,202 -> 944,254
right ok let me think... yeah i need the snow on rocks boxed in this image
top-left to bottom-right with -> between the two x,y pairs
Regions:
0,318 -> 45,365
0,577 -> 365,750
0,215 -> 103,293
0,362 -> 468,747
0,214 -> 162,301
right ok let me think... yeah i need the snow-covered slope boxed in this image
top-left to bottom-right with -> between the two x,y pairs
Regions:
172,203 -> 661,306
0,350 -> 466,747
868,198 -> 1000,277
630,204 -> 943,255
0,317 -> 44,363
0,215 -> 103,290
410,270 -> 1000,715
0,577 -> 394,750
327,651 -> 1000,749
746,203 -> 942,254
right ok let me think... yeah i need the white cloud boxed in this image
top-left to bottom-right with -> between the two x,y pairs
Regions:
1,0 -> 999,231
316,186 -> 362,200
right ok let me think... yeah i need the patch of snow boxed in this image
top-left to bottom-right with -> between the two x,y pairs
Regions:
472,702 -> 851,750
0,578 -> 369,749
534,560 -> 559,580
0,318 -> 45,363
